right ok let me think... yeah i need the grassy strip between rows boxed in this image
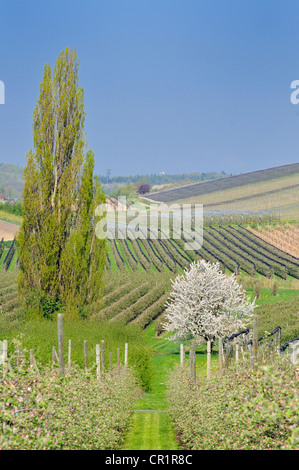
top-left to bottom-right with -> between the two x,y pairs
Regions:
121,323 -> 219,450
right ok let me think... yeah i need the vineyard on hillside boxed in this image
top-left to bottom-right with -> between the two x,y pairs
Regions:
2,223 -> 299,339
2,266 -> 299,344
2,224 -> 299,279
146,162 -> 299,203
99,224 -> 299,280
0,270 -> 173,331
91,271 -> 173,328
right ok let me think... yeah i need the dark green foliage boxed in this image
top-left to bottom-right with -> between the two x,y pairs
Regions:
17,48 -> 106,318
39,293 -> 63,320
0,200 -> 22,216
129,346 -> 154,391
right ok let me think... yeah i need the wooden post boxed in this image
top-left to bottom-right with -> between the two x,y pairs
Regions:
277,328 -> 281,355
16,344 -> 20,370
226,340 -> 230,361
117,348 -> 120,375
180,344 -> 185,367
68,340 -> 71,368
101,340 -> 105,376
218,338 -> 223,376
189,343 -> 196,379
289,342 -> 299,365
84,340 -> 88,372
29,351 -> 40,375
2,340 -> 8,377
248,343 -> 253,369
96,344 -> 100,381
235,343 -> 239,363
253,315 -> 258,366
12,406 -> 17,435
30,349 -> 34,367
2,403 -> 6,434
207,341 -> 211,380
57,313 -> 64,377
109,352 -> 113,378
125,343 -> 128,367
3,340 -> 7,362
189,349 -> 192,376
52,346 -> 56,369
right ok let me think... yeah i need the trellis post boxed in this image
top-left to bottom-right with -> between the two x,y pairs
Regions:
68,340 -> 72,367
117,348 -> 120,375
189,343 -> 196,379
84,340 -> 88,372
125,343 -> 128,367
253,315 -> 259,366
57,313 -> 64,377
180,344 -> 185,368
207,340 -> 211,380
101,340 -> 105,376
109,352 -> 113,378
96,344 -> 100,381
218,338 -> 223,376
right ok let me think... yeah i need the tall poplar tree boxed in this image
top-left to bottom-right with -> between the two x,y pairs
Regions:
17,47 -> 106,319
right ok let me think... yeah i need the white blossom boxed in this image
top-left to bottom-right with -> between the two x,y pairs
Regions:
163,260 -> 256,343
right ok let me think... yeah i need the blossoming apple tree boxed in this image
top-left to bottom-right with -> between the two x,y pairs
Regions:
164,260 -> 256,344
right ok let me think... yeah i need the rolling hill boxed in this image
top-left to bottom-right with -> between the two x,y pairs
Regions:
143,163 -> 299,221
0,163 -> 24,199
145,162 -> 299,202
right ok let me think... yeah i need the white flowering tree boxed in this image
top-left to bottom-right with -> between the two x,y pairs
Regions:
164,260 -> 256,344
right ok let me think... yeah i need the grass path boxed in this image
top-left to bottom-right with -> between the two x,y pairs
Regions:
122,412 -> 179,450
121,323 -> 217,450
121,324 -> 181,450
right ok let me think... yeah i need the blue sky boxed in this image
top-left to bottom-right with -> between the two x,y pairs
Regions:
0,0 -> 299,177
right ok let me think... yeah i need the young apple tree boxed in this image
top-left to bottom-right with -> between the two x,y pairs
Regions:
164,260 -> 256,344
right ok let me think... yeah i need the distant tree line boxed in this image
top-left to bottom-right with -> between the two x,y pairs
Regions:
98,171 -> 232,186
0,163 -> 24,199
0,200 -> 23,216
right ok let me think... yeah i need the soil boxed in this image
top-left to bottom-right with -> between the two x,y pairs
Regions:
0,220 -> 19,241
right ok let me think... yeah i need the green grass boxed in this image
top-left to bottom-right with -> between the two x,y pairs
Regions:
248,286 -> 299,305
121,323 -> 182,450
0,317 -> 153,390
121,322 -> 219,450
122,412 -> 180,450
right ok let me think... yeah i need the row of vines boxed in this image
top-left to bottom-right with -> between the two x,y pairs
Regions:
3,225 -> 299,279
